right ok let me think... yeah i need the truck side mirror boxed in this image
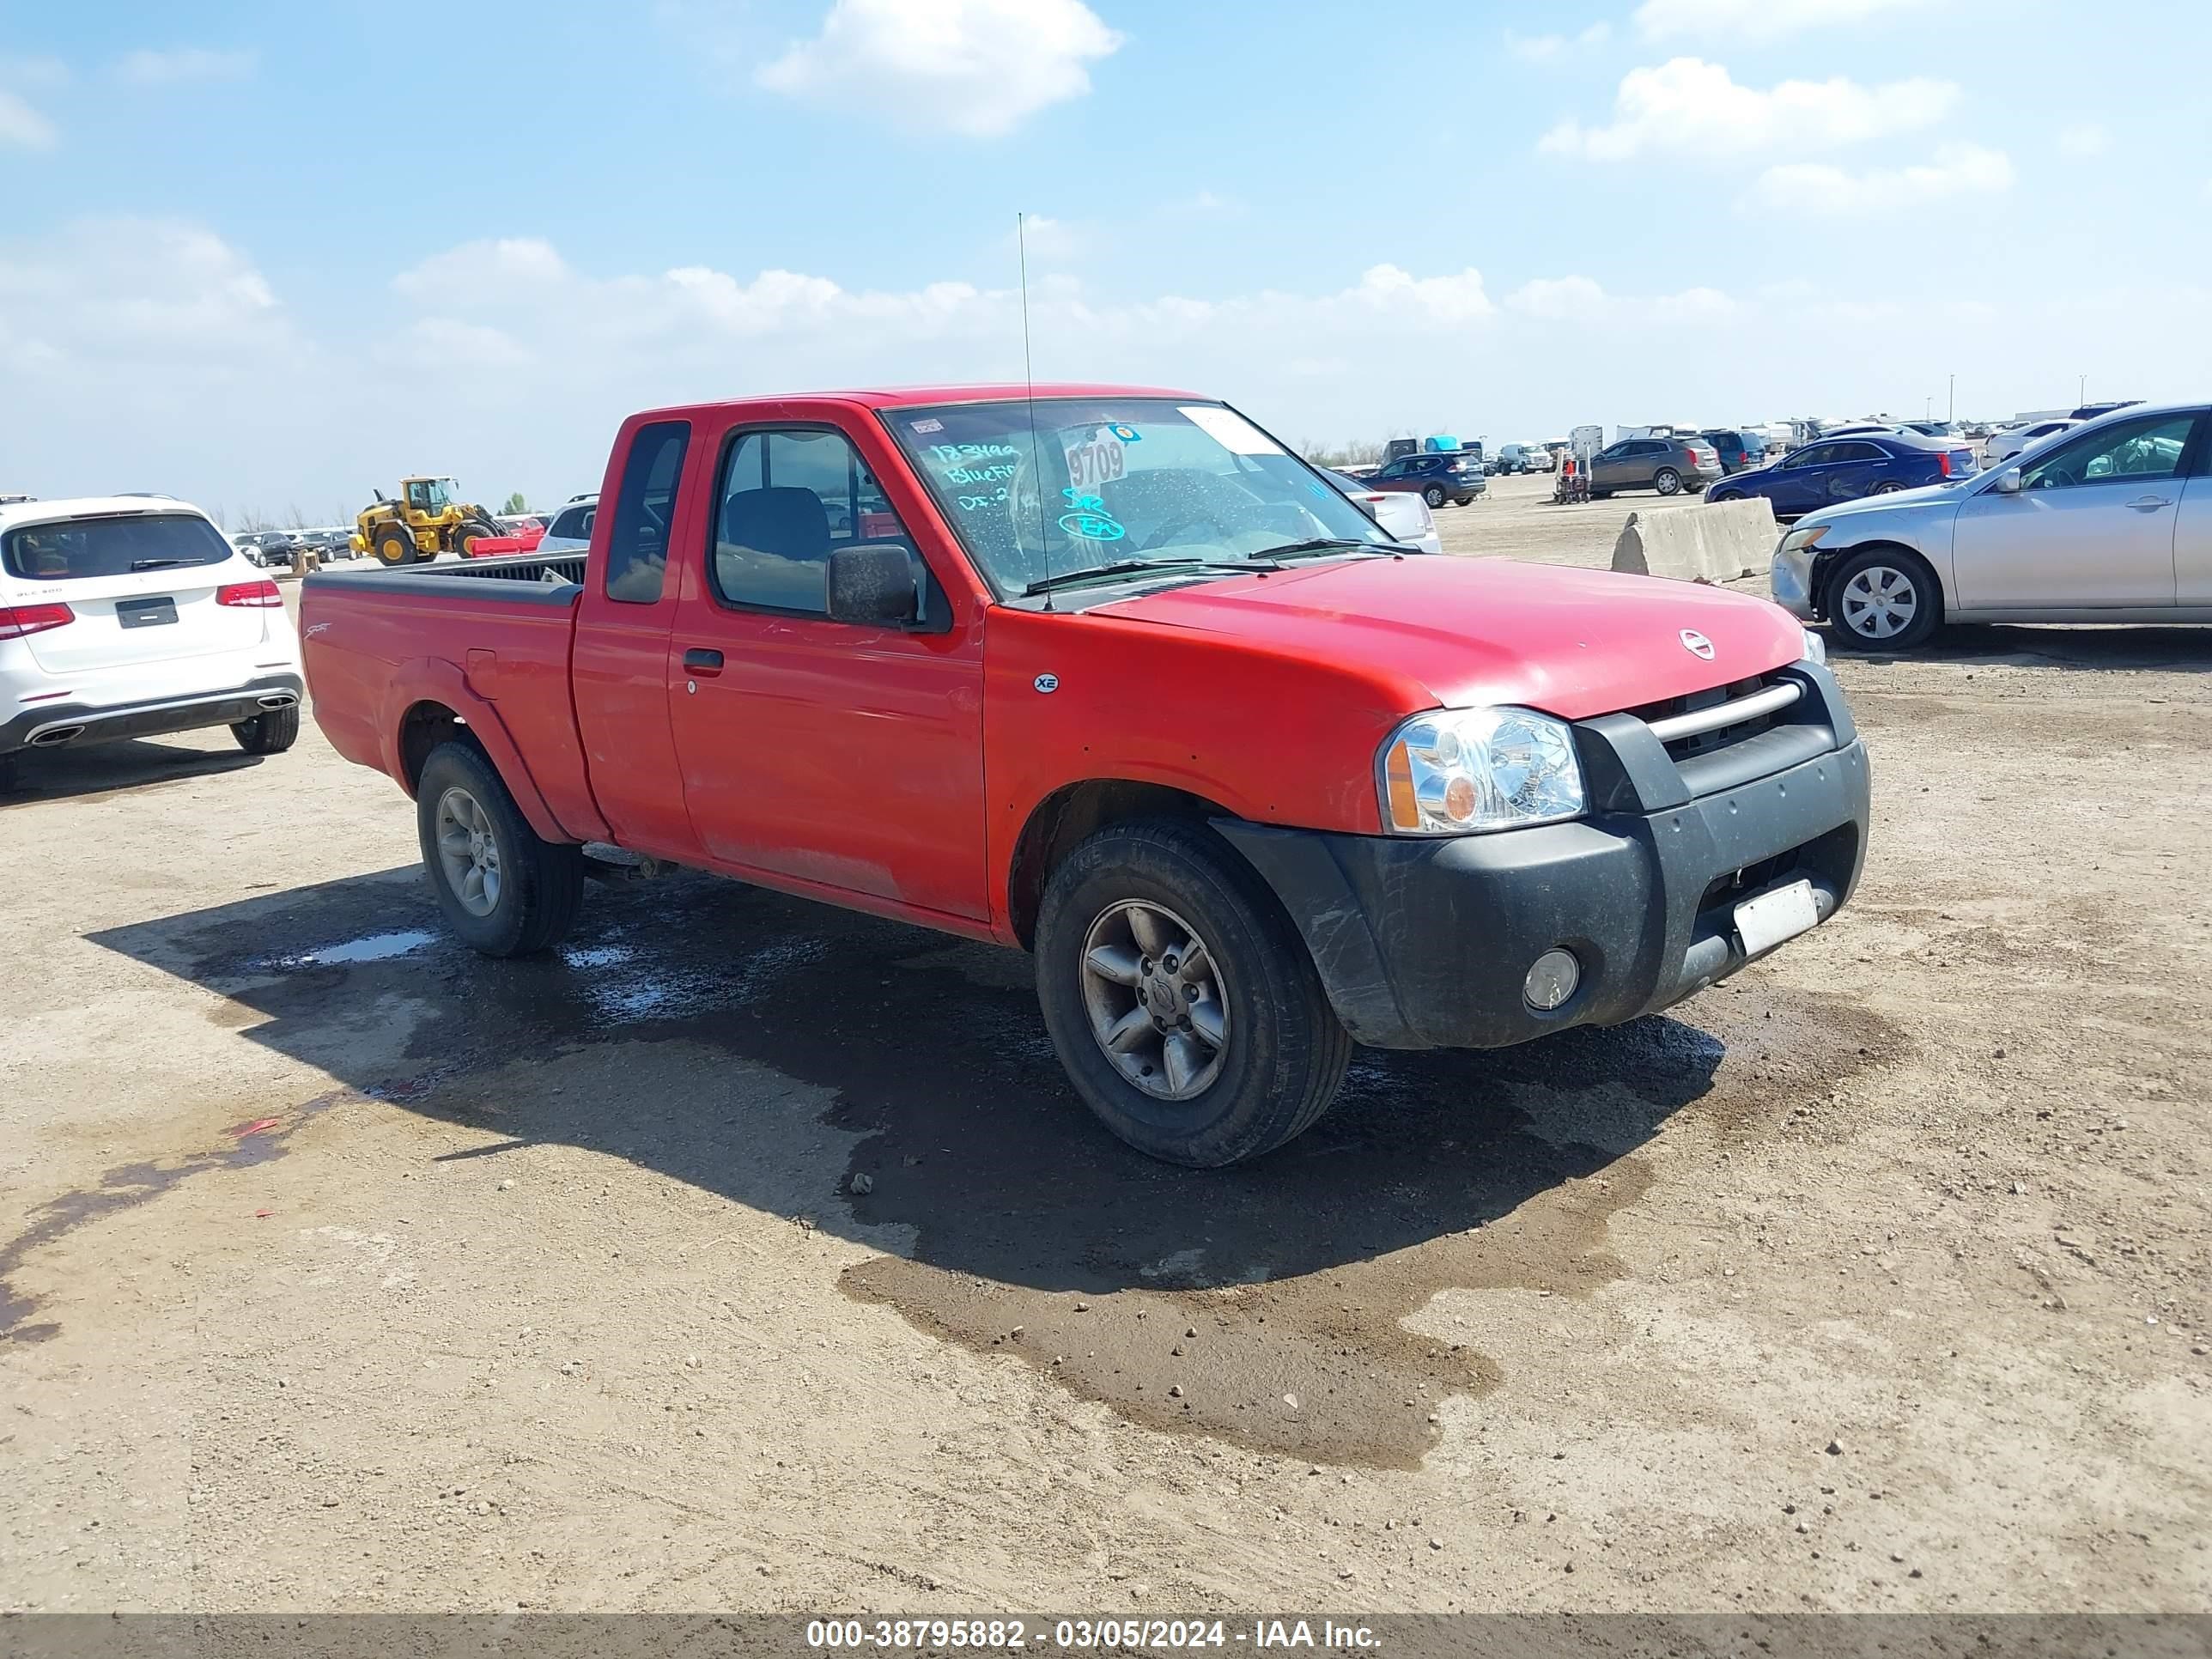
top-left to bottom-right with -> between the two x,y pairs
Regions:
826,544 -> 921,627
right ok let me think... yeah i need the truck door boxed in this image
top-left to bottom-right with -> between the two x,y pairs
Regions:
570,417 -> 707,861
667,418 -> 987,921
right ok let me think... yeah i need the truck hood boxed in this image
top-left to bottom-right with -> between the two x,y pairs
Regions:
1090,556 -> 1807,720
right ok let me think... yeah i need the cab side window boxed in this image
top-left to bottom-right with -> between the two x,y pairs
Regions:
709,426 -> 915,616
605,421 -> 690,605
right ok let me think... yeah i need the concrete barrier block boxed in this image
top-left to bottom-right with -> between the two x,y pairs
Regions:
1611,496 -> 1779,584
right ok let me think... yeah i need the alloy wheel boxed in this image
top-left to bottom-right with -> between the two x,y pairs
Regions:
434,786 -> 503,917
1079,899 -> 1230,1101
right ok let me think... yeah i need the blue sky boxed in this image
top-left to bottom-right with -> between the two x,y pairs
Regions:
4,0 -> 2209,521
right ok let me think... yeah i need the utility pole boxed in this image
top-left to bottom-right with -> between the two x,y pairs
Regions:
1948,374 -> 1954,422
2079,373 -> 2087,407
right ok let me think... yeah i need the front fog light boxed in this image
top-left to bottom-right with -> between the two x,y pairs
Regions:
1523,948 -> 1581,1011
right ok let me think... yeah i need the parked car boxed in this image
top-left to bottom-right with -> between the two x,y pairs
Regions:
1321,468 -> 1442,555
2070,400 -> 2142,421
1984,419 -> 2080,465
1707,432 -> 1978,520
536,496 -> 597,553
1820,422 -> 1899,438
1,496 -> 303,790
1698,429 -> 1766,475
1494,444 -> 1547,476
302,382 -> 1867,1167
1587,435 -> 1723,499
1771,402 -> 2209,650
1366,452 -> 1485,507
1901,421 -> 1959,439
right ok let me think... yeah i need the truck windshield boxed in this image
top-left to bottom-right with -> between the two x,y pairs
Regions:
885,398 -> 1395,596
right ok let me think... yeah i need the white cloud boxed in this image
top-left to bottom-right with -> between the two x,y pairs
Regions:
1017,214 -> 1079,261
0,88 -> 55,148
1743,143 -> 2014,216
1542,57 -> 1956,161
757,0 -> 1121,137
1508,21 -> 1611,60
1505,275 -> 1732,323
2058,123 -> 2110,157
1348,264 -> 1494,324
113,47 -> 257,85
392,237 -> 569,302
1635,0 -> 1920,40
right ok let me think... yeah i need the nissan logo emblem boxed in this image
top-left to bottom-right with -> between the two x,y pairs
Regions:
1680,629 -> 1716,660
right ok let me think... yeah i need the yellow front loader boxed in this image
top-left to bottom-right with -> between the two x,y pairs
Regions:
352,477 -> 505,566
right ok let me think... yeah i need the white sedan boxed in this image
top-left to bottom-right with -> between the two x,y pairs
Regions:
1320,469 -> 1443,555
2,496 -> 303,790
1770,402 -> 2211,649
1983,418 -> 2079,465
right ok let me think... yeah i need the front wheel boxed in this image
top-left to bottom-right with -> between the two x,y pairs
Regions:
1828,547 -> 1941,652
416,742 -> 586,956
1870,482 -> 1906,495
1035,820 -> 1351,1167
1422,485 -> 1447,508
1654,467 -> 1683,495
373,526 -> 416,567
231,706 -> 298,755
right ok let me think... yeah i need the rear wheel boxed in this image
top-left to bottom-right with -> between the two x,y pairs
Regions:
1828,546 -> 1941,652
416,741 -> 586,956
1035,820 -> 1351,1167
231,706 -> 299,755
1870,482 -> 1906,495
1422,485 -> 1447,508
373,526 -> 416,567
1654,467 -> 1683,495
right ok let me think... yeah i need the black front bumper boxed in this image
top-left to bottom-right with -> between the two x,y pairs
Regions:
1218,663 -> 1870,1050
1,673 -> 303,757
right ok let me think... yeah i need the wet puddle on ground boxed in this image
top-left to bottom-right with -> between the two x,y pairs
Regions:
66,868 -> 1901,1465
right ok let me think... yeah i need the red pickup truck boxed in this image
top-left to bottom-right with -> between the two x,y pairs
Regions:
303,384 -> 1869,1166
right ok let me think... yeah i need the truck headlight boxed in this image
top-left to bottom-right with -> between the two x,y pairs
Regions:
1377,707 -> 1585,836
1801,627 -> 1826,665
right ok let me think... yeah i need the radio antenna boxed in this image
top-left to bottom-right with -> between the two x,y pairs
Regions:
1018,211 -> 1054,611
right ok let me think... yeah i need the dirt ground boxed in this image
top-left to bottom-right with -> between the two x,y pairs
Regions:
2,473 -> 2207,1614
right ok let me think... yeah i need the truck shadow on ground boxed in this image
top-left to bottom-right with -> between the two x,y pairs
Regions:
82,863 -> 1881,1464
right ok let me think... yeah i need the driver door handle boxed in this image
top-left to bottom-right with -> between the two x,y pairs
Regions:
2128,495 -> 2172,512
683,647 -> 725,676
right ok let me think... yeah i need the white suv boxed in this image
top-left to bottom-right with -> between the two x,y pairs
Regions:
2,497 -> 305,790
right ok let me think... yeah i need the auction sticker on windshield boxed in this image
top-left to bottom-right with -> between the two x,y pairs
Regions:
1178,404 -> 1283,456
1063,428 -> 1129,493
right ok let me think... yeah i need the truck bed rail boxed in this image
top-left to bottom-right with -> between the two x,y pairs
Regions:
302,551 -> 586,606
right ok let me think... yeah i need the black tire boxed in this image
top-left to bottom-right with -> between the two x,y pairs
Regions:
231,706 -> 299,754
415,741 -> 586,957
1654,467 -> 1683,495
1870,482 -> 1906,495
1826,545 -> 1942,653
373,526 -> 416,567
1034,819 -> 1352,1167
1422,485 -> 1447,508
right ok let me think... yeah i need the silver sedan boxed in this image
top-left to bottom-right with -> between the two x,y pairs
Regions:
1771,401 -> 2212,649
1321,469 -> 1443,555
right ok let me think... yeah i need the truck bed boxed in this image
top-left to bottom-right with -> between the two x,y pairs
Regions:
301,553 -> 605,842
